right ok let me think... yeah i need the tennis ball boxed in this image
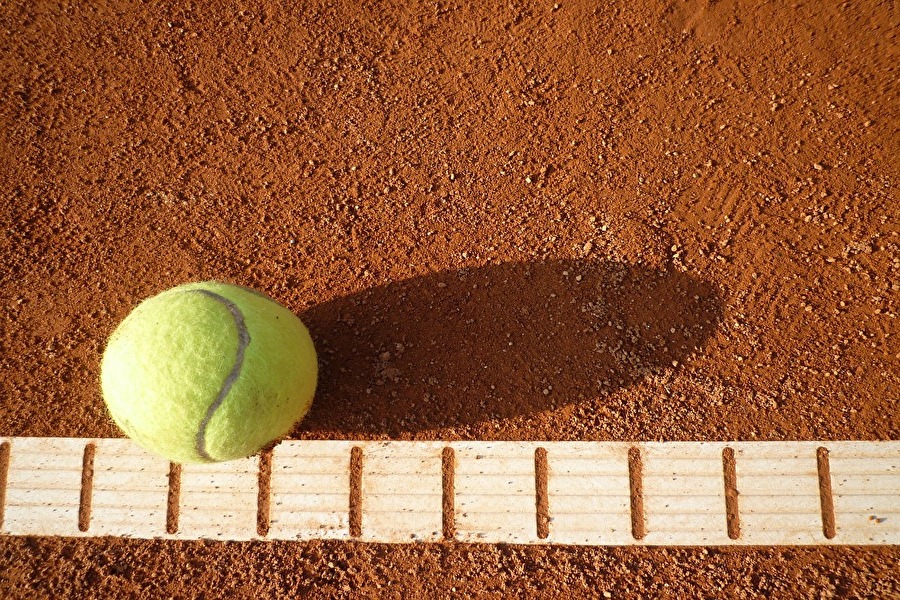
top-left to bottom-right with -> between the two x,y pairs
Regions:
100,281 -> 318,463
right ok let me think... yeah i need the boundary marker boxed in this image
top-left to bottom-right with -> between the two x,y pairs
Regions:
0,437 -> 896,545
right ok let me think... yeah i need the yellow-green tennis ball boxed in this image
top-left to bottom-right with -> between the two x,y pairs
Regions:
100,281 -> 317,464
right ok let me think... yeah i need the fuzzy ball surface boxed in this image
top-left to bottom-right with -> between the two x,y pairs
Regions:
100,281 -> 318,463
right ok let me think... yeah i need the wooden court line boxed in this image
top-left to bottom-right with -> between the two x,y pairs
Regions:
0,437 -> 895,545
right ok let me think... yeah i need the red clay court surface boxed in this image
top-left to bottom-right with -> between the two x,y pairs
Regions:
0,0 -> 897,597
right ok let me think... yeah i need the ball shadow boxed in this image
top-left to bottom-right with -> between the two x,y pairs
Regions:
297,259 -> 723,438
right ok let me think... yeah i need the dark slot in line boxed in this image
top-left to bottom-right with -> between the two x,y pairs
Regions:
722,447 -> 741,540
166,462 -> 182,534
817,447 -> 836,540
442,447 -> 456,540
0,441 -> 11,530
349,446 -> 363,538
78,443 -> 96,532
628,446 -> 646,540
535,447 -> 550,539
257,448 -> 273,537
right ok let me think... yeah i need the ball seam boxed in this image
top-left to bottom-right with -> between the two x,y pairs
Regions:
191,289 -> 251,462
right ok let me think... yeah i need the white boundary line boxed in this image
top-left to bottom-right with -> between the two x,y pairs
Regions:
0,437 -> 896,545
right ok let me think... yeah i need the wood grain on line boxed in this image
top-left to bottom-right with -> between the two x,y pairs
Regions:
268,440 -> 354,541
1,437 -> 89,537
452,442 -> 541,543
828,442 -> 899,545
361,442 -> 443,542
90,438 -> 169,538
177,456 -> 259,540
732,442 -> 825,545
640,442 -> 731,546
0,438 -> 897,546
546,442 -> 632,545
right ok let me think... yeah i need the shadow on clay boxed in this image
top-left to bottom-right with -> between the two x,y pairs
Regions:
296,259 -> 723,437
